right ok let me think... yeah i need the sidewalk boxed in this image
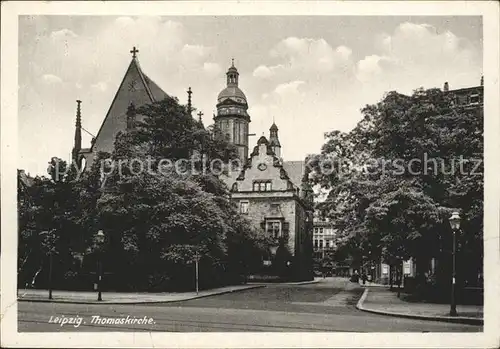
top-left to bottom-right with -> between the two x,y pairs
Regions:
17,284 -> 263,305
356,286 -> 483,325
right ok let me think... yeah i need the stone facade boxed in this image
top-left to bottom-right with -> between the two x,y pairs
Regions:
312,217 -> 337,259
226,137 -> 314,281
442,78 -> 484,110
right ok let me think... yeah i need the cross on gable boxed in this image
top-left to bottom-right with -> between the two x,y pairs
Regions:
197,111 -> 204,117
130,46 -> 139,58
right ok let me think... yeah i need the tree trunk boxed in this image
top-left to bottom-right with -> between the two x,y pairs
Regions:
389,264 -> 394,290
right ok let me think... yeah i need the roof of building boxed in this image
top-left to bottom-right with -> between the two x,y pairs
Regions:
257,135 -> 269,145
282,160 -> 306,189
18,170 -> 35,187
143,72 -> 169,102
270,123 -> 278,131
90,55 -> 169,152
217,86 -> 247,103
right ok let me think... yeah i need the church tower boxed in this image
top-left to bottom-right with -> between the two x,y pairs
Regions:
214,59 -> 250,161
269,122 -> 281,158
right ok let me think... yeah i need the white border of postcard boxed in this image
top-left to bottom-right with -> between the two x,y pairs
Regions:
2,1 -> 499,348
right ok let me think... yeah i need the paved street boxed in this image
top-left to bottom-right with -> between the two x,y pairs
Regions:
18,278 -> 481,332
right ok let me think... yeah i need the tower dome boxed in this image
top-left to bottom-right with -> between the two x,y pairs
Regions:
217,60 -> 248,104
217,86 -> 247,104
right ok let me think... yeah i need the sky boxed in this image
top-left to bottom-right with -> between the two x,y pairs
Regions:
18,16 -> 483,176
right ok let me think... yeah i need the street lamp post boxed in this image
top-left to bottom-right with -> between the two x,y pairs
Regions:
48,252 -> 53,300
95,230 -> 105,301
40,230 -> 57,300
449,211 -> 461,317
195,249 -> 200,295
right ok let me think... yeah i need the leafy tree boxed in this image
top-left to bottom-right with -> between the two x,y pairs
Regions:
311,88 -> 483,288
18,96 -> 268,291
86,96 -> 265,291
18,158 -> 81,289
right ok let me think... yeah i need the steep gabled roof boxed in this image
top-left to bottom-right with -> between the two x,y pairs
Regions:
144,74 -> 169,102
90,57 -> 169,152
282,161 -> 306,189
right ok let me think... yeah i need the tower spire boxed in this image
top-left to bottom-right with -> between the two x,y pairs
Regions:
226,59 -> 239,87
187,87 -> 192,115
269,121 -> 281,158
72,100 -> 82,165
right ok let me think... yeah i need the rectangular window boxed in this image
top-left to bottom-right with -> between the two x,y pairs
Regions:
319,228 -> 324,234
239,201 -> 249,214
265,182 -> 272,191
314,228 -> 319,234
314,239 -> 318,248
253,180 -> 272,192
319,240 -> 324,248
470,94 -> 479,104
266,220 -> 282,239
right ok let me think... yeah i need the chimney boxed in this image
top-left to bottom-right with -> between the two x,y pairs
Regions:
480,76 -> 484,86
443,82 -> 449,92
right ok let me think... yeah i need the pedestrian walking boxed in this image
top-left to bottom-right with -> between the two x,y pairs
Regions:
362,273 -> 367,285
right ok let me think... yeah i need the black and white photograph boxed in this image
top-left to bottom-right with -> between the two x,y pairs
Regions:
1,1 -> 499,348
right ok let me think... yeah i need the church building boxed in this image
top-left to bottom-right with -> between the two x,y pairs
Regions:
72,47 -> 314,281
73,46 -> 169,169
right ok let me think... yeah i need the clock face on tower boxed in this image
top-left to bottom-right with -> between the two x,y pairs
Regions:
258,163 -> 267,171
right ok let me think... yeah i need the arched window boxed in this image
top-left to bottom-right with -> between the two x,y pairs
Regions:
79,156 -> 87,172
234,121 -> 240,143
231,182 -> 238,192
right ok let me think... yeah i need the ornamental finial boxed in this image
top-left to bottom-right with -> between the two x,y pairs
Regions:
130,46 -> 139,59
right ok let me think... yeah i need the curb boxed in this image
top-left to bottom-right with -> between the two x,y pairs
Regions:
247,280 -> 319,286
17,285 -> 265,305
356,288 -> 483,326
